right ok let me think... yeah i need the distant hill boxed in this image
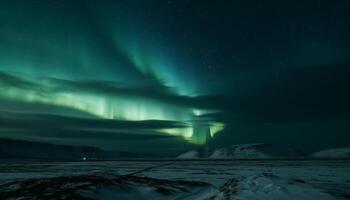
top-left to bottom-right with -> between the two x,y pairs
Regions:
311,148 -> 350,159
177,144 -> 306,159
0,138 -> 159,160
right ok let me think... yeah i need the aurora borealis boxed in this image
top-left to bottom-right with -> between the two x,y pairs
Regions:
1,0 -> 350,155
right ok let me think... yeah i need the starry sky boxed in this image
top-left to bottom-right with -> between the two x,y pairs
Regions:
0,0 -> 350,155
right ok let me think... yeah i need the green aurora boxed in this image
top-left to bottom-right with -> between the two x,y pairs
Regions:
0,72 -> 224,144
1,0 -> 350,155
0,0 -> 224,146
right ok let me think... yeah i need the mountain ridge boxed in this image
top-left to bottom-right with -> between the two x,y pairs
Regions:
0,138 -> 159,160
177,143 -> 307,159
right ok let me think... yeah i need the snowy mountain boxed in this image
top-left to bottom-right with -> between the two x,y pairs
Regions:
311,148 -> 350,159
177,143 -> 306,159
0,138 -> 159,160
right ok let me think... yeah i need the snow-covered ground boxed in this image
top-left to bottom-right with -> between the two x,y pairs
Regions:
312,148 -> 350,159
0,160 -> 349,199
177,144 -> 306,159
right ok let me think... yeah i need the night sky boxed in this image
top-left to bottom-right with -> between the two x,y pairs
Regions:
0,0 -> 350,155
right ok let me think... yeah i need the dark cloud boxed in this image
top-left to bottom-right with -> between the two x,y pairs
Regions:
0,71 -> 40,89
0,112 -> 196,156
0,112 -> 188,132
0,110 -> 192,155
0,98 -> 95,118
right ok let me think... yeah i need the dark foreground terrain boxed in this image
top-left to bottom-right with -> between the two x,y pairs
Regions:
0,160 -> 349,199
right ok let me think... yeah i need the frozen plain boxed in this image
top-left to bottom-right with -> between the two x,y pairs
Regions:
0,160 -> 349,200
